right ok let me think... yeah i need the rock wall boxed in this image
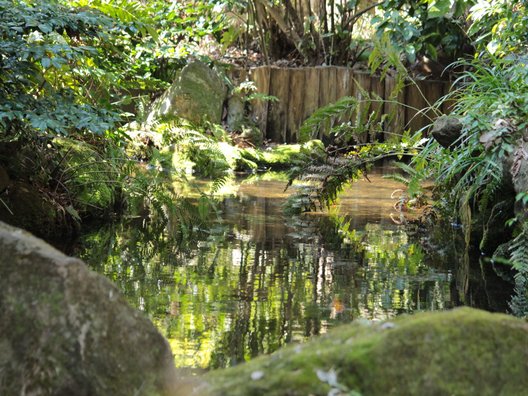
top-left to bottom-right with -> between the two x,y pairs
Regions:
0,221 -> 180,395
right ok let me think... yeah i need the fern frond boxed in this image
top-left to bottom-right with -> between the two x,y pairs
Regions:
509,224 -> 528,316
383,173 -> 410,185
210,174 -> 229,195
393,161 -> 418,176
299,96 -> 358,142
478,167 -> 503,212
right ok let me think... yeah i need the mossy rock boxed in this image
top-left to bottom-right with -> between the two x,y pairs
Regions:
200,308 -> 528,395
0,221 -> 183,395
239,144 -> 309,171
54,138 -> 118,218
147,61 -> 227,125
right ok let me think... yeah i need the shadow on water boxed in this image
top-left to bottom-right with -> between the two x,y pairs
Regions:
71,169 -> 511,370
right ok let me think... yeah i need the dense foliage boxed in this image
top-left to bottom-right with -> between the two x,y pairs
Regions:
0,0 -> 235,141
0,0 -> 121,138
374,0 -> 473,67
0,0 -> 234,238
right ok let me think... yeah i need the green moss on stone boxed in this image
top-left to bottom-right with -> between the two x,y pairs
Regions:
239,143 -> 318,171
0,221 -> 179,396
202,308 -> 528,396
147,61 -> 226,125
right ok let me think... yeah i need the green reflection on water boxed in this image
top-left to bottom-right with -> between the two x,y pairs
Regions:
73,172 -> 501,370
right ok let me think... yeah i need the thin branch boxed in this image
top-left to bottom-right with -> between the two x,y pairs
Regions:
342,1 -> 383,30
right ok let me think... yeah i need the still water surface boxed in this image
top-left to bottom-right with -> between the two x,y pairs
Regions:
73,171 -> 509,370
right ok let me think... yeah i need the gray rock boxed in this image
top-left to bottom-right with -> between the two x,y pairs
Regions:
511,139 -> 528,193
227,93 -> 245,131
431,116 -> 463,148
147,61 -> 227,125
0,221 -> 179,395
510,137 -> 528,220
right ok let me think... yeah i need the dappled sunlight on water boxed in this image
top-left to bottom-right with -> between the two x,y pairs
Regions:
73,169 -> 509,370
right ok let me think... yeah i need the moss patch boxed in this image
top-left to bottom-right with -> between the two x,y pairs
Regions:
239,141 -> 323,171
201,308 -> 528,396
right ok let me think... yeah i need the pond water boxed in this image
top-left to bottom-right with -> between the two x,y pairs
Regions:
72,169 -> 510,370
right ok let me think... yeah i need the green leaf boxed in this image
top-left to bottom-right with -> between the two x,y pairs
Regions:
486,40 -> 500,55
38,23 -> 52,33
65,205 -> 81,222
427,0 -> 451,19
426,43 -> 438,61
404,45 -> 416,63
41,57 -> 51,68
51,57 -> 64,68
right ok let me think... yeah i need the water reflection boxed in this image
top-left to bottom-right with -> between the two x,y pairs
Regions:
73,172 -> 509,370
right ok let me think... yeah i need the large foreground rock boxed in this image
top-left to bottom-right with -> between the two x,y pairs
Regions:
201,308 -> 528,395
0,221 -> 178,395
147,61 -> 227,125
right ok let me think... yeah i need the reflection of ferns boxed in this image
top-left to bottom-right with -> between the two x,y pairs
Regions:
125,162 -> 218,244
284,185 -> 318,214
210,174 -> 230,195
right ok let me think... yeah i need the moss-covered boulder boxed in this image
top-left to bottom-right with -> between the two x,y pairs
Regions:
0,221 -> 181,395
147,61 -> 227,125
200,308 -> 528,396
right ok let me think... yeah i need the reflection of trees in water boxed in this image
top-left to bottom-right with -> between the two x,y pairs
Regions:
72,189 -> 508,370
207,239 -> 339,368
